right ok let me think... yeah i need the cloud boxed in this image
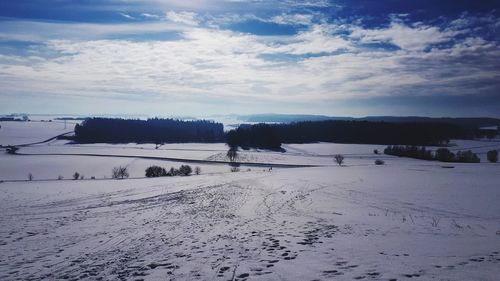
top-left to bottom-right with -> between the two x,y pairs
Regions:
119,13 -> 135,20
165,10 -> 199,26
0,12 -> 499,116
270,14 -> 314,26
141,13 -> 161,19
350,20 -> 457,51
270,24 -> 352,55
0,20 -> 191,42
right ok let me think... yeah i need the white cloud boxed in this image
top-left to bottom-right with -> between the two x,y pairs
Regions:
270,24 -> 352,55
119,13 -> 135,20
0,15 -> 499,115
141,13 -> 160,19
270,13 -> 314,25
350,20 -> 457,51
0,20 -> 191,42
165,10 -> 199,26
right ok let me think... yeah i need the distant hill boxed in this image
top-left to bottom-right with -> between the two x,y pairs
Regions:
236,114 -> 500,130
237,114 -> 352,123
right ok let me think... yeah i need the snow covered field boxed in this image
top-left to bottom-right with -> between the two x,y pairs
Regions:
0,120 -> 75,146
1,122 -> 500,280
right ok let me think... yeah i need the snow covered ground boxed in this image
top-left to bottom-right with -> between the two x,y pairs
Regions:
0,120 -> 75,146
1,122 -> 500,280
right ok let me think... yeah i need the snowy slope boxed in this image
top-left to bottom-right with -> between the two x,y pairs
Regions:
0,123 -> 499,280
0,121 -> 75,146
1,163 -> 499,280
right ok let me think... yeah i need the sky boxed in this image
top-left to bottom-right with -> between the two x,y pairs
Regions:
0,0 -> 499,118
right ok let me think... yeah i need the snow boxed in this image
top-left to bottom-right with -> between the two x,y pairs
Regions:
0,123 -> 499,280
0,120 -> 75,146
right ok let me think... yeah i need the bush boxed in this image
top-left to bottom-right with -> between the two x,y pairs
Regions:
73,172 -> 80,180
374,159 -> 385,165
455,150 -> 480,163
168,167 -> 177,176
435,148 -> 455,162
334,154 -> 344,166
384,145 -> 433,160
487,150 -> 498,163
194,166 -> 201,175
112,166 -> 129,179
178,165 -> 192,176
145,165 -> 167,177
58,175 -> 64,180
385,145 -> 480,163
373,149 -> 379,154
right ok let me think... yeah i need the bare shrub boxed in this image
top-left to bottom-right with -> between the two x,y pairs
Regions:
112,166 -> 129,179
227,149 -> 238,162
431,217 -> 440,227
334,154 -> 344,166
229,162 -> 240,172
194,166 -> 201,175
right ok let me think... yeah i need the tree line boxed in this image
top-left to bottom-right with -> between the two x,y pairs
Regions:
72,118 -> 480,151
74,118 -> 224,143
226,121 -> 470,150
384,145 -> 482,163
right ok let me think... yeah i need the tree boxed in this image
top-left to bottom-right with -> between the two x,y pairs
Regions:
455,150 -> 480,163
145,165 -> 167,177
179,165 -> 192,176
435,148 -> 455,162
28,173 -> 33,181
112,166 -> 129,179
487,150 -> 498,163
334,154 -> 344,166
168,167 -> 177,176
227,149 -> 238,162
73,172 -> 80,180
194,166 -> 201,175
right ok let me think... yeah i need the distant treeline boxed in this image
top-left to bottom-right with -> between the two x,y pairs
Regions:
384,145 -> 480,163
226,121 -> 470,150
74,118 -> 224,143
56,117 -> 88,121
238,114 -> 500,129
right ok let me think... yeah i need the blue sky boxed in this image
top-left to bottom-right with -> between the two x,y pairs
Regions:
0,0 -> 499,117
